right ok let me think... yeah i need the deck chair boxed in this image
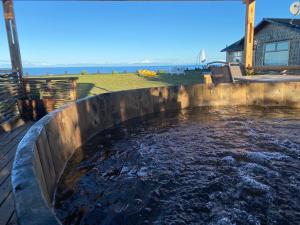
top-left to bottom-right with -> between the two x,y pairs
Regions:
228,63 -> 246,81
208,62 -> 234,84
208,62 -> 246,84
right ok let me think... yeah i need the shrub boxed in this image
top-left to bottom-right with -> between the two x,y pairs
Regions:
246,69 -> 256,76
138,69 -> 157,77
81,70 -> 88,75
157,70 -> 166,74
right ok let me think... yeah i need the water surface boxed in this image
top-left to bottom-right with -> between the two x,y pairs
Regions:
55,107 -> 300,225
1,65 -> 199,76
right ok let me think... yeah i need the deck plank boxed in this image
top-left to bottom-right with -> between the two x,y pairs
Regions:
7,212 -> 17,225
0,141 -> 20,172
0,175 -> 12,206
0,124 -> 27,147
235,75 -> 300,83
0,160 -> 13,186
0,192 -> 14,225
0,124 -> 31,159
0,123 -> 33,225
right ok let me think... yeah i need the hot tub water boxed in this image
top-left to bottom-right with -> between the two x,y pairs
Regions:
55,107 -> 300,225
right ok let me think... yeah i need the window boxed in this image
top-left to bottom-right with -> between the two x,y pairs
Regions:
232,51 -> 243,63
264,41 -> 289,66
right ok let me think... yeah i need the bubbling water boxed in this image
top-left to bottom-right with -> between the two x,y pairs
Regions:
55,107 -> 300,225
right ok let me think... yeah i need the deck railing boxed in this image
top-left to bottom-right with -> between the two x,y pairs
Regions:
0,74 -> 78,127
0,72 -> 23,124
23,77 -> 78,108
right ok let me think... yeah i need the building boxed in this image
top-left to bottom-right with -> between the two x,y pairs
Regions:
221,18 -> 300,67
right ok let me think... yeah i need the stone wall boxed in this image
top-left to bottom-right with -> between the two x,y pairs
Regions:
12,82 -> 300,225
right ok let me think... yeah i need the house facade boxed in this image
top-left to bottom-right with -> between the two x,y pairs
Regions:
221,18 -> 300,66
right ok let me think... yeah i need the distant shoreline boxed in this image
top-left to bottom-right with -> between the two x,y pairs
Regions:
1,65 -> 200,76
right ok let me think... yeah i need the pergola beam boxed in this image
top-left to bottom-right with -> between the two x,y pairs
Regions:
2,0 -> 23,79
243,0 -> 256,68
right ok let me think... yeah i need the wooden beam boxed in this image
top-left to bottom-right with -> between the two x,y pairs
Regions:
244,0 -> 256,68
2,0 -> 23,80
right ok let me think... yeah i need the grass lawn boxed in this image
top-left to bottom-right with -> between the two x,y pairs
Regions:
75,73 -> 204,98
39,72 -> 204,99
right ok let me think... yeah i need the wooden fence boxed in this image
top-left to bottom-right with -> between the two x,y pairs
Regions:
23,77 -> 77,109
0,74 -> 78,126
0,72 -> 23,124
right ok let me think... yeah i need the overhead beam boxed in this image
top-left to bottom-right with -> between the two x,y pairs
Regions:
2,0 -> 23,79
243,0 -> 256,68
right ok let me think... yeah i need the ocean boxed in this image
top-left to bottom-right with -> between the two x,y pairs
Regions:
17,65 -> 200,76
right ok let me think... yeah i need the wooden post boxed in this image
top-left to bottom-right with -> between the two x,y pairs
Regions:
2,0 -> 23,80
203,74 -> 212,84
243,0 -> 256,68
70,79 -> 78,101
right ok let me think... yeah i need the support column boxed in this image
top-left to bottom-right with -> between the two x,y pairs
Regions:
2,0 -> 23,79
244,0 -> 256,68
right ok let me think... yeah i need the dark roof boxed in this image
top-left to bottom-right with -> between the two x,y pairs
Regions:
221,18 -> 300,52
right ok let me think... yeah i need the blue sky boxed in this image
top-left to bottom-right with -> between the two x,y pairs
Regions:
0,1 -> 294,67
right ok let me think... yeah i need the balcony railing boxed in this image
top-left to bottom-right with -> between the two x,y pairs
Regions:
0,72 -> 23,124
0,73 -> 78,127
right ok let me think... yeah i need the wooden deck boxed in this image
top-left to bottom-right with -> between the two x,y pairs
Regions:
235,75 -> 300,83
0,123 -> 33,225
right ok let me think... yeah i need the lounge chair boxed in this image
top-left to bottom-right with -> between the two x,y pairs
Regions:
228,62 -> 246,81
208,62 -> 246,84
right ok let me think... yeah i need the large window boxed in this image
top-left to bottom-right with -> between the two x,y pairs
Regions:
232,51 -> 243,63
264,41 -> 289,66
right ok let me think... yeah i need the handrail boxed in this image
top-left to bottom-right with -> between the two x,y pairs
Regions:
207,61 -> 228,66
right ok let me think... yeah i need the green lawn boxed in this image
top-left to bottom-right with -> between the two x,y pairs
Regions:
74,73 -> 204,98
39,72 -> 204,99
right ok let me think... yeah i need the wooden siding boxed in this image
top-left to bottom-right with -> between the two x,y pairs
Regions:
225,23 -> 300,66
254,23 -> 300,66
226,52 -> 245,64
